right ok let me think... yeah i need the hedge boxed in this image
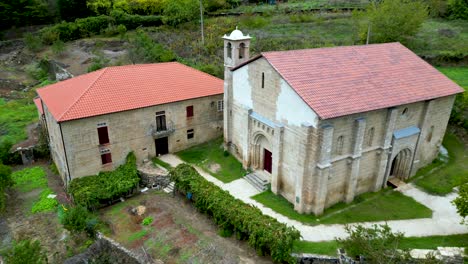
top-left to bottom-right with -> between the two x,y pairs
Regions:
171,164 -> 301,263
69,152 -> 139,209
39,12 -> 162,43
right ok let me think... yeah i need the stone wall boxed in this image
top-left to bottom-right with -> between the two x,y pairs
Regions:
48,94 -> 223,180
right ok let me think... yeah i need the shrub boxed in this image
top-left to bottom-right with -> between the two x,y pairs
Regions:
62,205 -> 98,237
31,188 -> 58,213
171,164 -> 301,263
69,152 -> 139,209
4,239 -> 47,264
448,0 -> 468,19
162,0 -> 199,26
51,40 -> 66,56
111,10 -> 163,29
128,30 -> 176,63
452,184 -> 468,224
24,33 -> 44,52
142,216 -> 153,226
239,14 -> 270,29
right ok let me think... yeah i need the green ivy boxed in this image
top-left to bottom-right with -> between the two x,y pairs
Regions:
171,164 -> 301,263
69,152 -> 139,209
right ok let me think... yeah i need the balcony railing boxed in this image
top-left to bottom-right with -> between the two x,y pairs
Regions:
151,121 -> 175,139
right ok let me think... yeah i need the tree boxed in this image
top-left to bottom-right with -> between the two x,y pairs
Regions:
337,224 -> 410,262
447,0 -> 468,19
361,0 -> 428,44
5,239 -> 47,264
57,0 -> 90,21
86,0 -> 113,15
162,0 -> 199,26
0,0 -> 53,30
453,184 -> 468,224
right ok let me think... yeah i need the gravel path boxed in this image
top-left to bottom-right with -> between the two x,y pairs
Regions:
159,154 -> 467,242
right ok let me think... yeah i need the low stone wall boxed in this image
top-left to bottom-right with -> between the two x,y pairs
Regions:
138,161 -> 170,189
293,253 -> 357,264
64,233 -> 150,264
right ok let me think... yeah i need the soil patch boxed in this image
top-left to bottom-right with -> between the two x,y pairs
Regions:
100,191 -> 273,264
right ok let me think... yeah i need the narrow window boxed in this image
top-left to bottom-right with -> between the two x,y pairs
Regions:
97,126 -> 109,145
367,127 -> 374,147
402,107 -> 408,116
217,100 -> 224,112
187,129 -> 194,139
336,136 -> 344,155
101,152 -> 112,165
156,111 -> 166,131
427,126 -> 434,142
186,105 -> 194,118
226,42 -> 232,58
239,42 -> 245,59
261,72 -> 265,88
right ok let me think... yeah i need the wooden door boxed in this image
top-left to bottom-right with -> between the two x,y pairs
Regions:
263,148 -> 272,174
155,137 -> 169,156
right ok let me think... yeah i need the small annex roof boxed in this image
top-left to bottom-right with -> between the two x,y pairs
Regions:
37,62 -> 223,122
233,43 -> 463,119
33,97 -> 43,115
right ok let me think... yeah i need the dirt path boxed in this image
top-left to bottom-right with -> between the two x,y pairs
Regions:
100,191 -> 273,264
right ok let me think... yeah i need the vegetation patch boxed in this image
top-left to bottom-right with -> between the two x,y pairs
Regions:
142,216 -> 153,226
31,188 -> 58,214
176,137 -> 246,183
413,133 -> 468,195
252,189 -> 432,225
11,167 -> 47,192
292,240 -> 338,256
69,152 -> 140,209
128,229 -> 149,242
171,164 -> 300,263
151,157 -> 172,170
438,67 -> 468,129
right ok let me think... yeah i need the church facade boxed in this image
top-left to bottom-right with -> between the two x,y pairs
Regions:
222,29 -> 463,215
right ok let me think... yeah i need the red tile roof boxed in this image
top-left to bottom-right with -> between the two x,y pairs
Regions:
33,97 -> 43,115
246,43 -> 463,119
37,62 -> 223,122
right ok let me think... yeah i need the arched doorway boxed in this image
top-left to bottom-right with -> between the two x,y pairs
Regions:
250,133 -> 272,174
390,148 -> 412,180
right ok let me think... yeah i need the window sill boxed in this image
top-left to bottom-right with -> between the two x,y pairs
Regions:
99,143 -> 110,147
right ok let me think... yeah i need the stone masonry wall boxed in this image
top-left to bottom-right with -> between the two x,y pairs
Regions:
59,95 -> 223,179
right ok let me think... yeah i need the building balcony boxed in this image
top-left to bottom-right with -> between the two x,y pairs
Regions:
151,121 -> 175,139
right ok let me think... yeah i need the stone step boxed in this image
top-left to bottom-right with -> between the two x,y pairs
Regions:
244,173 -> 269,192
163,182 -> 175,193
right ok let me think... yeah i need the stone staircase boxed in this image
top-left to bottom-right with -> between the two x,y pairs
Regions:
163,182 -> 175,193
244,172 -> 270,192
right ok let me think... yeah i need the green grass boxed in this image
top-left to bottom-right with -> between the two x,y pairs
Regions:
176,137 -> 246,183
413,133 -> 468,195
252,188 -> 432,225
31,188 -> 58,213
127,229 -> 148,242
11,167 -> 47,192
293,234 -> 468,255
437,66 -> 468,90
0,97 -> 38,145
151,157 -> 172,170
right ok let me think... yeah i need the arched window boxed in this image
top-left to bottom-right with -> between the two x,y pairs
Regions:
427,125 -> 434,142
336,136 -> 344,155
367,127 -> 374,147
226,42 -> 232,58
239,42 -> 246,59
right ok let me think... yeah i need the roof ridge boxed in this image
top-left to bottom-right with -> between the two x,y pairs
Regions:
57,68 -> 108,121
261,42 -> 401,55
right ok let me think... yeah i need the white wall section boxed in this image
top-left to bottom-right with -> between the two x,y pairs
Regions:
276,79 -> 318,127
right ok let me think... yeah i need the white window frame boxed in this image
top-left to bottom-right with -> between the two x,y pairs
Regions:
217,100 -> 224,112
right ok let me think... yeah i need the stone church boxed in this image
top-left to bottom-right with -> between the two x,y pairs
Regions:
222,29 -> 463,215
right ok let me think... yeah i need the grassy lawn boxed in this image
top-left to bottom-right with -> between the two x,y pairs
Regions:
437,66 -> 468,89
293,234 -> 468,256
413,133 -> 468,195
252,188 -> 432,225
152,157 -> 172,170
176,137 -> 246,183
0,97 -> 38,145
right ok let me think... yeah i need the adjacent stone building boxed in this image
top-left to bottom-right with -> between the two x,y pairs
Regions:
36,62 -> 223,185
223,29 -> 463,215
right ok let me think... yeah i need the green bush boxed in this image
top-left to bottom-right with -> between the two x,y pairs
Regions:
111,10 -> 163,29
142,216 -> 153,226
24,33 -> 44,52
4,239 -> 47,264
448,0 -> 468,19
171,164 -> 300,263
62,205 -> 98,237
51,40 -> 66,55
162,0 -> 199,26
69,152 -> 139,209
31,188 -> 58,213
128,30 -> 176,63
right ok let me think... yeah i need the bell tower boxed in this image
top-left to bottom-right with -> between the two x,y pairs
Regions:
222,27 -> 251,149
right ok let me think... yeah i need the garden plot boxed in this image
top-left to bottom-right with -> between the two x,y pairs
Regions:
99,190 -> 272,264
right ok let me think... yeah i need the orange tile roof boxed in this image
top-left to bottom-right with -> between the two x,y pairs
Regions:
37,62 -> 223,122
240,43 -> 463,119
33,97 -> 43,115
